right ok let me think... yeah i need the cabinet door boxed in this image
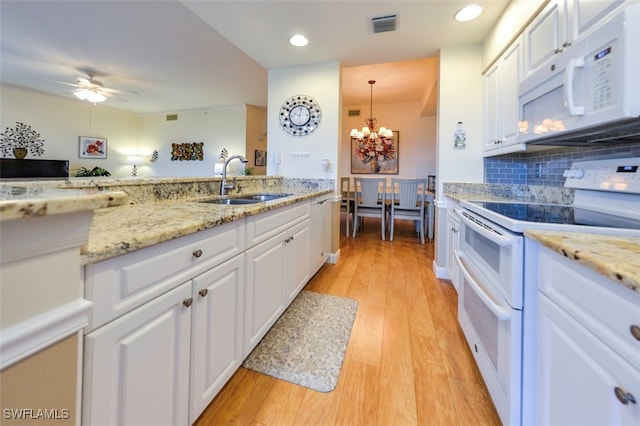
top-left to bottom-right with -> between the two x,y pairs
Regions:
446,210 -> 461,292
483,63 -> 500,151
500,38 -> 523,146
285,218 -> 311,304
573,0 -> 626,40
537,293 -> 640,426
83,282 -> 192,426
244,233 -> 286,356
190,254 -> 244,423
524,0 -> 564,77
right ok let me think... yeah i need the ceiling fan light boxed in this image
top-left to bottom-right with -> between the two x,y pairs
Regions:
454,4 -> 483,22
73,89 -> 106,103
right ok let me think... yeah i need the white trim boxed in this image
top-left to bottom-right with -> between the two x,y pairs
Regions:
327,249 -> 340,264
0,299 -> 92,370
432,260 -> 451,280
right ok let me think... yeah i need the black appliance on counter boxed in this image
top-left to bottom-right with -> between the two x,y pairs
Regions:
0,159 -> 69,179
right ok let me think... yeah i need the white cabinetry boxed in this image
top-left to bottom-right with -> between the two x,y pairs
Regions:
83,221 -> 245,425
310,195 -> 331,275
83,282 -> 193,426
445,207 -> 461,292
190,255 -> 244,424
529,243 -> 640,426
244,202 -> 310,356
483,36 -> 526,156
524,0 -> 627,77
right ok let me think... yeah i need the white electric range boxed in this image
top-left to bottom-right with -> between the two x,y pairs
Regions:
454,157 -> 640,426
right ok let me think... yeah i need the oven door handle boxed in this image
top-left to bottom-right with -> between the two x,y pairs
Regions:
455,251 -> 510,321
455,208 -> 514,247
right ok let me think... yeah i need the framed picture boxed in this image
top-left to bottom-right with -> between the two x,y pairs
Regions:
351,130 -> 399,174
255,149 -> 266,167
79,136 -> 107,159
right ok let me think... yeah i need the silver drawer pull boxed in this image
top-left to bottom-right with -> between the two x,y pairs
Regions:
630,325 -> 640,341
193,249 -> 203,258
614,387 -> 636,405
182,298 -> 193,308
198,289 -> 209,298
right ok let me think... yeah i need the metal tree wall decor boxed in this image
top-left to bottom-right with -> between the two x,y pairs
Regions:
0,122 -> 45,159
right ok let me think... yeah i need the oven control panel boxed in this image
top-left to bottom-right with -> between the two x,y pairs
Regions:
564,157 -> 640,194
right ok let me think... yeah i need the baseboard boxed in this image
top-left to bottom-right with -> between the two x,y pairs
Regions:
432,260 -> 450,280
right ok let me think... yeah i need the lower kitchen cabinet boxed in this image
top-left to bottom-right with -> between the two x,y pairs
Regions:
537,293 -> 640,426
528,243 -> 640,426
190,255 -> 244,424
83,282 -> 193,426
446,208 -> 461,292
244,218 -> 310,357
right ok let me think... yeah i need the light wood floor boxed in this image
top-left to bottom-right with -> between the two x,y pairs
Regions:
194,217 -> 501,426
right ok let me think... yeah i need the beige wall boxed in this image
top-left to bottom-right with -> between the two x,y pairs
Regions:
245,104 -> 268,175
0,335 -> 78,425
342,101 -> 436,179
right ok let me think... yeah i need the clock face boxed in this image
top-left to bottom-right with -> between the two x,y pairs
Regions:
279,95 -> 321,136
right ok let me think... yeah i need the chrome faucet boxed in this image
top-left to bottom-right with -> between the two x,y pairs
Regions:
221,154 -> 248,195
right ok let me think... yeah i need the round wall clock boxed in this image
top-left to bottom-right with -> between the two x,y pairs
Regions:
279,95 -> 322,136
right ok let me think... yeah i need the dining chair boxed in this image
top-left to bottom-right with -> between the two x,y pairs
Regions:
340,177 -> 353,237
352,177 -> 387,240
389,178 -> 428,244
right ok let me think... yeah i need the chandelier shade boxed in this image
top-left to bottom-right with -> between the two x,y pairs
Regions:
350,80 -> 392,141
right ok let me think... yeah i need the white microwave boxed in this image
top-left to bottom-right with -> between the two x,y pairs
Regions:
518,4 -> 640,145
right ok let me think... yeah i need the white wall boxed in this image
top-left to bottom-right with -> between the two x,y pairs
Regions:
267,61 -> 341,181
1,85 -> 139,177
342,101 -> 435,179
436,45 -> 485,198
138,106 -> 246,177
1,85 -> 252,178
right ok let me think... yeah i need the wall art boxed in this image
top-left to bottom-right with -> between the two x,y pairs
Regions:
79,136 -> 107,159
171,142 -> 204,161
351,130 -> 399,174
255,149 -> 266,167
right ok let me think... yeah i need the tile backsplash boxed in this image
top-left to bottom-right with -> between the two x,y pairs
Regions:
485,142 -> 640,186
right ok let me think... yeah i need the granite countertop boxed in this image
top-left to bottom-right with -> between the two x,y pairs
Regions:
0,185 -> 128,220
81,189 -> 331,264
525,230 -> 640,294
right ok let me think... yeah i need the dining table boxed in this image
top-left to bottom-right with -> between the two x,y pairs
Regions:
341,179 -> 435,241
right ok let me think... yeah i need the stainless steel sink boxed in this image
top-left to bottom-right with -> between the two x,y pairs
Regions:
199,193 -> 293,205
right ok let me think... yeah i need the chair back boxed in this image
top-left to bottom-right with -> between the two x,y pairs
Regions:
340,177 -> 351,200
354,177 -> 386,207
391,178 -> 427,211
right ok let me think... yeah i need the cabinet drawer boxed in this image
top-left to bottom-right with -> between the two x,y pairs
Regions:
537,246 -> 640,366
245,201 -> 309,248
85,221 -> 245,331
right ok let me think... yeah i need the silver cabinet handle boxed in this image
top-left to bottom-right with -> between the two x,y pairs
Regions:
614,387 -> 636,405
183,298 -> 193,307
630,325 -> 640,341
193,249 -> 203,258
198,289 -> 209,298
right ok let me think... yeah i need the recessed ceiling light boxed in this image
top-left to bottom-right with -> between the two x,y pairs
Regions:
289,34 -> 308,47
454,4 -> 483,22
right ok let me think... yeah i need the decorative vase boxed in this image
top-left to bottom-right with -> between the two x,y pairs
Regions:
370,158 -> 381,173
13,147 -> 27,159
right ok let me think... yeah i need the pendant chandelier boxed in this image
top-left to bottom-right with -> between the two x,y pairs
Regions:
350,80 -> 393,141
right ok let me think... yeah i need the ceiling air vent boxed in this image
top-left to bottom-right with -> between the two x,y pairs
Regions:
348,109 -> 360,117
166,114 -> 178,121
372,15 -> 397,33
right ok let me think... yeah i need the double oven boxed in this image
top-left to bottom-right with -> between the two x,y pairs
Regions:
454,157 -> 640,425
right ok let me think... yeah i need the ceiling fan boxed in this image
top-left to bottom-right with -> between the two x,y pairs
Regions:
57,69 -> 133,103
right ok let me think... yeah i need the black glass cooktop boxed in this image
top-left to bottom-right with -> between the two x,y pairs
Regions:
471,202 -> 640,229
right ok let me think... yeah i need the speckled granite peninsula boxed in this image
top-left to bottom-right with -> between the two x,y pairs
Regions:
525,230 -> 640,294
1,176 -> 334,264
0,184 -> 128,220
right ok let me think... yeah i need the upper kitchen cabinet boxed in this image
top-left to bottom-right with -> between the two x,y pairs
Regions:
524,0 -> 627,78
483,36 -> 526,156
